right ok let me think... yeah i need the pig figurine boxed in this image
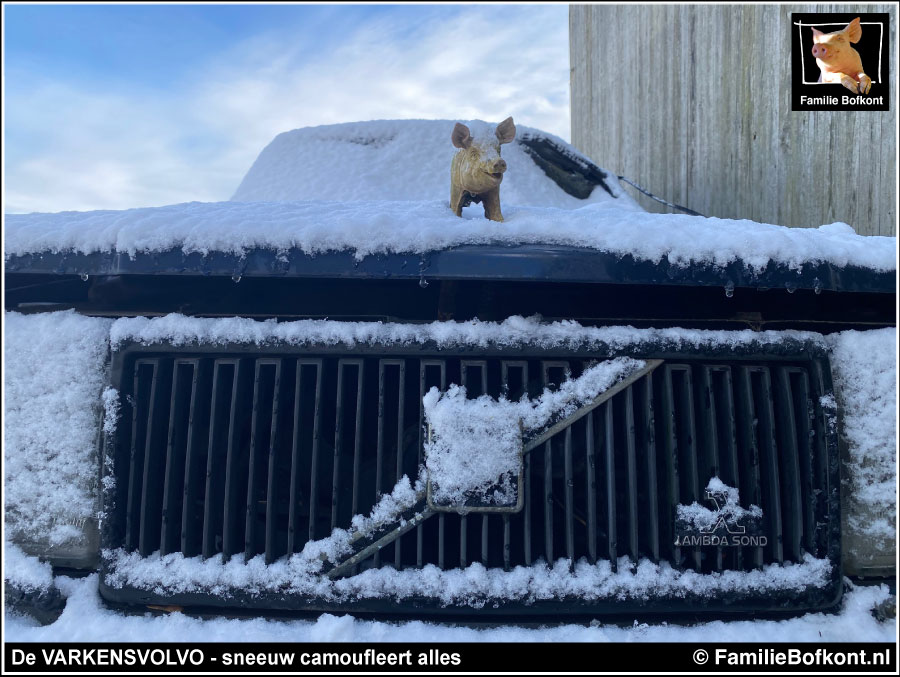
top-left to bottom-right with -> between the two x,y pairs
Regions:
450,117 -> 516,221
811,17 -> 872,94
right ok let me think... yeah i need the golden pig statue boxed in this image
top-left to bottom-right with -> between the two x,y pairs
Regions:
450,117 -> 516,221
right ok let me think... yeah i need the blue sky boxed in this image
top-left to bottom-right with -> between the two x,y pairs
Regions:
4,3 -> 570,213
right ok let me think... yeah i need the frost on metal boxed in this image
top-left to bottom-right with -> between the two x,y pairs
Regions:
827,328 -> 897,566
4,310 -> 113,547
423,358 -> 644,507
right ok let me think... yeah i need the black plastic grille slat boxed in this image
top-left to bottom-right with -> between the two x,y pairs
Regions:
752,367 -> 784,564
622,389 -> 639,561
601,400 -> 617,568
333,359 -> 363,532
288,359 -> 322,553
809,361 -> 832,558
697,366 -> 723,571
179,360 -> 209,558
418,360 -> 446,567
670,365 -> 702,570
243,364 -> 263,559
639,372 -> 660,562
563,425 -> 575,563
393,360 -> 407,569
541,361 -> 568,564
160,361 -> 190,557
437,513 -> 446,569
523,441 -> 533,566
244,360 -> 280,560
263,360 -> 286,565
138,358 -> 171,557
735,367 -> 765,568
788,368 -> 817,555
502,360 -> 529,568
774,367 -> 804,563
658,367 -> 680,567
221,360 -> 250,561
126,361 -> 154,551
306,360 -> 326,544
704,366 -> 741,570
374,360 -> 389,568
202,360 -> 236,559
585,406 -> 598,563
115,353 -> 834,586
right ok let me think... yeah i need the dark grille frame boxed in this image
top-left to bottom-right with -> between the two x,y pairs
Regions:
99,337 -> 842,618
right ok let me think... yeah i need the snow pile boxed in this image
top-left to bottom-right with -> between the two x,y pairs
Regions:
347,475 -> 423,540
102,546 -> 833,606
109,313 -> 828,353
6,200 -> 895,273
6,574 -> 892,643
301,475 -> 424,566
3,541 -> 54,593
4,310 -> 113,546
424,358 -> 644,506
827,328 -> 897,565
230,119 -> 633,209
424,385 -> 523,507
330,553 -> 832,606
677,477 -> 763,532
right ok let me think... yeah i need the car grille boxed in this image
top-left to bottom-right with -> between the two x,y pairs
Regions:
101,342 -> 841,616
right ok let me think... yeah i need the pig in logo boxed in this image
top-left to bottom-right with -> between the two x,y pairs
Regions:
792,13 -> 890,111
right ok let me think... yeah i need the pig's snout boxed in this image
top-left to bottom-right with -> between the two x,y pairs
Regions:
488,159 -> 507,175
812,44 -> 828,59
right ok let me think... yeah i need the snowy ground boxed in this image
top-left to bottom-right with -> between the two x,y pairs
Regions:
5,575 -> 894,642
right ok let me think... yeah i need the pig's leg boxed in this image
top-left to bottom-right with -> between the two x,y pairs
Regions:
838,73 -> 860,93
820,71 -> 857,92
481,188 -> 503,222
858,73 -> 872,94
450,183 -> 465,217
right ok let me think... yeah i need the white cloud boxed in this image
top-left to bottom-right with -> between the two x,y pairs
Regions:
5,5 -> 570,213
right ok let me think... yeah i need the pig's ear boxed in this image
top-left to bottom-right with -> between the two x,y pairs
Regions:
811,27 -> 824,42
495,116 -> 516,144
845,17 -> 862,43
452,123 -> 473,149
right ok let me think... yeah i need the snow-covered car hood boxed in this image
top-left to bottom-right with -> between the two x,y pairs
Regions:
230,118 -> 635,208
3,119 -> 895,288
